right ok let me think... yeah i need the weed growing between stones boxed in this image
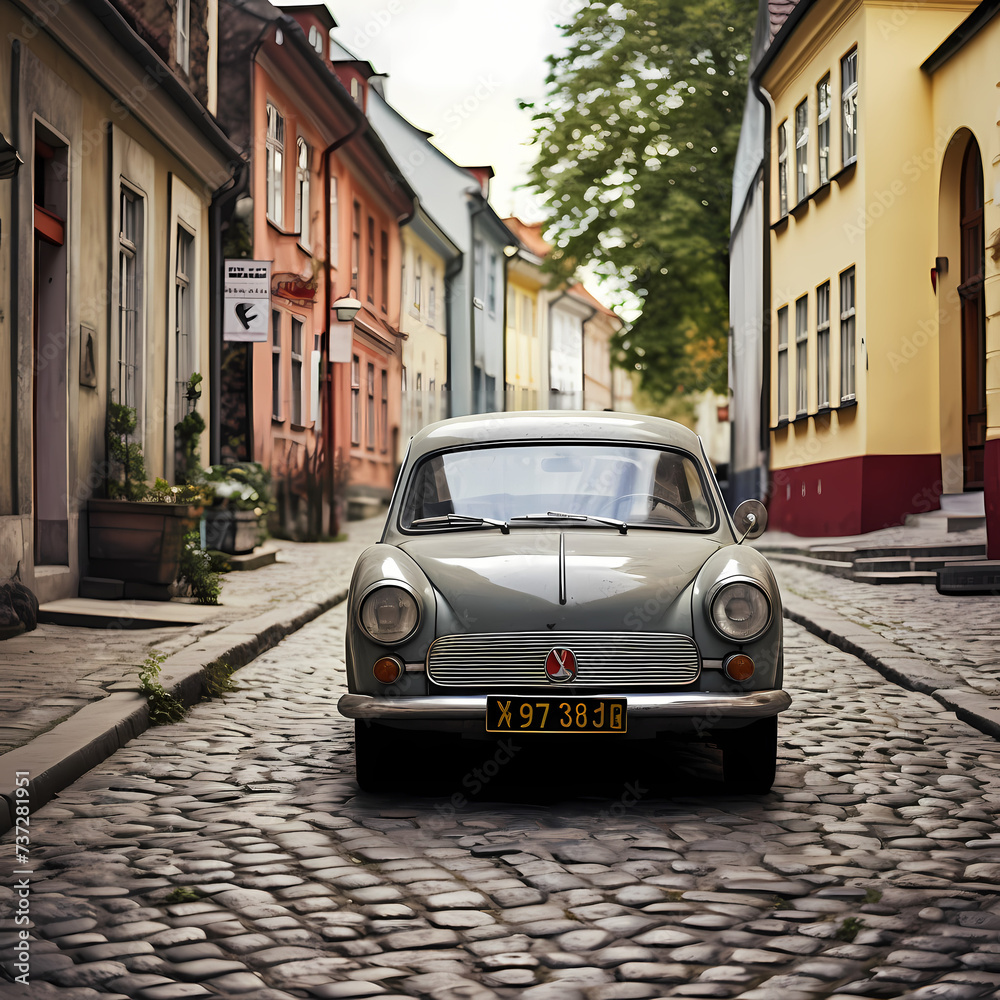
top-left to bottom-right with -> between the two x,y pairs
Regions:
835,916 -> 866,942
137,650 -> 186,725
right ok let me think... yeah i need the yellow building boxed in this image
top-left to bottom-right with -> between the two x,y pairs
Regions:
503,218 -> 547,410
400,208 -> 458,447
756,0 -> 998,548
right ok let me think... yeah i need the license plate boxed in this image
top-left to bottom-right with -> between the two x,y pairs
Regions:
486,696 -> 627,734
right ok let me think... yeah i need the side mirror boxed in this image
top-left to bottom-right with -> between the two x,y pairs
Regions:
733,498 -> 767,542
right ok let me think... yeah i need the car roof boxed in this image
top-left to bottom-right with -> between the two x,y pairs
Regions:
406,410 -> 706,462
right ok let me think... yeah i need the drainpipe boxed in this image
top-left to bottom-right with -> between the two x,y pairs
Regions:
322,115 -> 369,538
444,251 -> 463,419
753,72 -> 773,503
9,39 -> 19,512
209,161 -> 248,465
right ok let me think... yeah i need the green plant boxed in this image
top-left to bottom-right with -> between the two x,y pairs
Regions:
835,916 -> 866,942
864,888 -> 883,904
137,650 -> 186,725
201,462 -> 275,514
174,374 -> 206,484
146,478 -> 212,505
165,886 -> 201,903
771,896 -> 794,910
179,531 -> 222,605
203,660 -> 238,699
107,401 -> 148,500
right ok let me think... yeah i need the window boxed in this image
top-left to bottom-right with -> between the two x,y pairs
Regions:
380,369 -> 388,453
295,137 -> 310,249
175,226 -> 194,421
266,104 -> 284,226
817,76 -> 831,185
119,185 -> 143,414
776,306 -> 788,421
366,216 -> 375,303
311,334 -> 322,428
429,267 -> 437,326
291,316 -> 303,425
366,363 -> 375,450
271,310 -> 282,419
795,99 -> 809,203
842,48 -> 858,166
176,0 -> 190,74
308,24 -> 323,54
840,267 -> 856,400
414,255 -> 422,310
328,176 -> 339,268
351,355 -> 360,444
816,282 -> 830,409
488,252 -> 497,315
777,120 -> 788,217
380,230 -> 388,312
795,296 -> 808,416
351,200 -> 360,292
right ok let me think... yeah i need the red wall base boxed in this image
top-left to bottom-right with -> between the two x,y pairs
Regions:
986,439 -> 1000,560
767,454 -> 942,537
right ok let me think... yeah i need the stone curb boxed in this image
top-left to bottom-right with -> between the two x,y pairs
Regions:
0,584 -> 349,836
782,592 -> 1000,741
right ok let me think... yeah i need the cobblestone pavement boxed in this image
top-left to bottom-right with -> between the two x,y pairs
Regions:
772,562 -> 1000,698
4,610 -> 1000,1000
0,520 -> 384,754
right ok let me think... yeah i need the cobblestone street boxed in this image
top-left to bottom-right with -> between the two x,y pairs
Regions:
4,608 -> 1000,1000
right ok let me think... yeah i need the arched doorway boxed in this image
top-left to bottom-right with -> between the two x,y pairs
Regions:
958,139 -> 985,491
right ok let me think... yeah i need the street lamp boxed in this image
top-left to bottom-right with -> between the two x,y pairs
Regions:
332,293 -> 361,322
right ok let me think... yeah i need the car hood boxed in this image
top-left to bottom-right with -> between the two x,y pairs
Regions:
397,530 -> 722,632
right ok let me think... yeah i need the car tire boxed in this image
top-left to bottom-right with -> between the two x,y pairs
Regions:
720,716 -> 777,794
354,721 -> 401,792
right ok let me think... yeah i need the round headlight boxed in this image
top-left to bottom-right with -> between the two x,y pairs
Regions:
359,585 -> 420,645
710,581 -> 771,642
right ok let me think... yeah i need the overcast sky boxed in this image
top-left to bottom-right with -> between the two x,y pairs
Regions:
324,0 -> 581,223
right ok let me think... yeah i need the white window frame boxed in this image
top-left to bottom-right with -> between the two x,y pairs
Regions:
328,175 -> 339,268
795,295 -> 808,416
271,309 -> 282,420
266,103 -> 285,227
176,0 -> 190,74
414,255 -> 422,310
295,136 -> 310,250
118,183 -> 144,417
429,267 -> 437,326
174,225 -> 195,421
351,355 -> 360,445
816,281 -> 830,409
840,267 -> 856,402
817,75 -> 831,185
795,99 -> 809,203
842,48 -> 858,166
776,306 -> 789,422
777,120 -> 788,217
290,316 -> 304,425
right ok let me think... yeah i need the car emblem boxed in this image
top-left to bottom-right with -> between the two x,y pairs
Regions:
545,647 -> 578,683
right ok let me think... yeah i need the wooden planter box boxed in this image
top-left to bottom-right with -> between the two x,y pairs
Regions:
203,507 -> 261,555
88,499 -> 203,585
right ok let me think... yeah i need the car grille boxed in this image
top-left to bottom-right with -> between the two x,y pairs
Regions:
426,631 -> 701,688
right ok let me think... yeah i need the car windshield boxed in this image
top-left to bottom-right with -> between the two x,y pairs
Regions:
400,443 -> 716,530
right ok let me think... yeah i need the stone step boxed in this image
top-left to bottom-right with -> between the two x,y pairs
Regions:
811,542 -> 985,561
764,552 -> 854,577
936,561 -> 1000,596
904,511 -> 986,532
852,570 -> 937,586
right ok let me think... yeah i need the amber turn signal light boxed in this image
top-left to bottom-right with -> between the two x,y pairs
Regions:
723,653 -> 755,681
372,656 -> 403,684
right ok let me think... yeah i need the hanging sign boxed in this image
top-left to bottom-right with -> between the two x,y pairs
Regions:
224,260 -> 271,342
328,321 -> 353,362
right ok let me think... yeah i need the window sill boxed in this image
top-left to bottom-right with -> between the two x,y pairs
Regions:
792,411 -> 809,424
272,415 -> 283,424
832,160 -> 856,186
267,219 -> 302,238
290,422 -> 309,432
790,199 -> 809,220
812,181 -> 832,203
771,215 -> 789,234
296,242 -> 313,257
838,397 -> 858,410
772,418 -> 790,430
815,404 -> 833,416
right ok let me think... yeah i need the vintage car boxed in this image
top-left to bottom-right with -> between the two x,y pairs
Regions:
338,411 -> 789,793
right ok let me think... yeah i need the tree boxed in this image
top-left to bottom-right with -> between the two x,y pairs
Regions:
523,0 -> 755,400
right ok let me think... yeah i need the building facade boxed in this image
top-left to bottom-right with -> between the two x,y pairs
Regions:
736,0 -> 998,544
0,0 -> 238,602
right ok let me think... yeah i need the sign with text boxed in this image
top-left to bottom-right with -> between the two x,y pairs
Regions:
224,260 -> 271,342
329,321 -> 353,362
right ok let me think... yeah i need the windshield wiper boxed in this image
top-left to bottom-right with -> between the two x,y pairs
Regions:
410,514 -> 510,534
510,511 -> 628,535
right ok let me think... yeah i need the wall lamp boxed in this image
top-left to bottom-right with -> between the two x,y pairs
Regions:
332,293 -> 361,322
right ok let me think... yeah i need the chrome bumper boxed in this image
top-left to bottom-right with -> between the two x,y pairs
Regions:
338,690 -> 791,721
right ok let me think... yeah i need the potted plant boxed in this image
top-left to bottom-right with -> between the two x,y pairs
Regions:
200,462 -> 274,555
88,401 -> 207,588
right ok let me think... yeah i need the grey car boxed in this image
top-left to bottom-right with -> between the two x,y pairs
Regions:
338,411 -> 789,793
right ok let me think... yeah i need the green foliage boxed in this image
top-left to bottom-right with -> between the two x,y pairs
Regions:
523,0 -> 756,400
146,478 -> 212,505
201,462 -> 275,515
179,531 -> 222,605
863,888 -> 883,904
202,660 -> 238,699
835,916 -> 866,942
165,886 -> 201,903
107,402 -> 148,500
174,374 -> 206,484
137,650 -> 186,725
